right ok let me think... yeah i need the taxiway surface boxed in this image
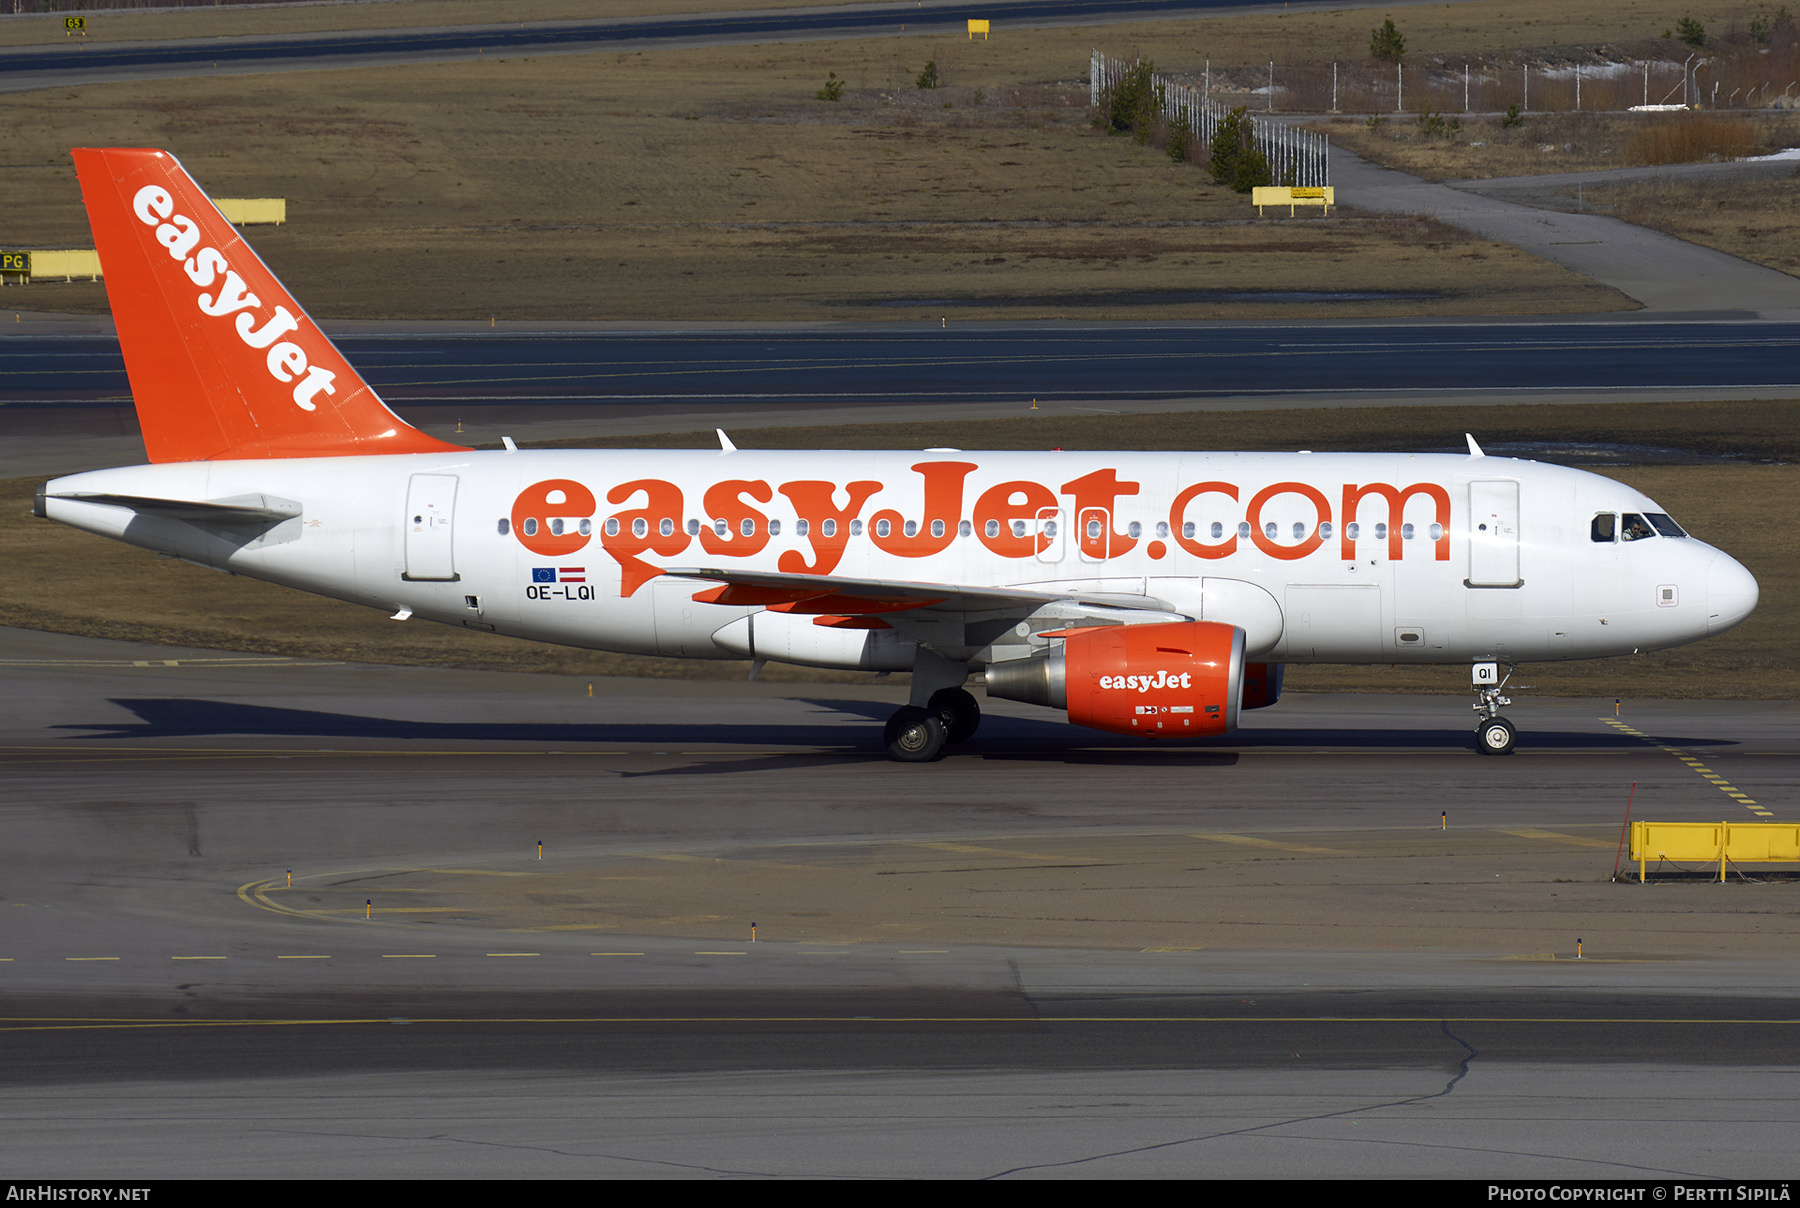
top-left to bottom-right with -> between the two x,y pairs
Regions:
3,625 -> 1796,1177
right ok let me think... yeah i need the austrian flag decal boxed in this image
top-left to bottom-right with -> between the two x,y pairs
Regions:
526,567 -> 593,601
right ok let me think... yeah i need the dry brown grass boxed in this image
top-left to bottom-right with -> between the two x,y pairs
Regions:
2,43 -> 1627,321
1583,169 -> 1800,277
5,398 -> 1792,698
0,0 -> 889,46
1625,113 -> 1759,164
1320,109 -> 1800,181
0,0 -> 1764,60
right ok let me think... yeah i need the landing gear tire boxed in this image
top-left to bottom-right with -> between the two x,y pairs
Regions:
928,687 -> 981,744
885,705 -> 948,762
1476,715 -> 1517,756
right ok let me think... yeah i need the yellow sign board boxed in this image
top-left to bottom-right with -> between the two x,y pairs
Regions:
1251,186 -> 1335,216
1,252 -> 27,274
967,19 -> 990,39
214,198 -> 288,226
65,16 -> 86,36
1630,820 -> 1800,881
28,250 -> 102,281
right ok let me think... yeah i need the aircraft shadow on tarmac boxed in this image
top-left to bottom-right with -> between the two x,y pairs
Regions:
54,698 -> 1735,763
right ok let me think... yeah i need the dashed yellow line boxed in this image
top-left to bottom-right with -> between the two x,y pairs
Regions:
1602,719 -> 1772,815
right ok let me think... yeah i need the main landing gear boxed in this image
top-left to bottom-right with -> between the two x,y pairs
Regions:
1471,661 -> 1517,756
884,687 -> 981,763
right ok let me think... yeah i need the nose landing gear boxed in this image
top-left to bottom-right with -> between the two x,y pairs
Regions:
1472,661 -> 1517,756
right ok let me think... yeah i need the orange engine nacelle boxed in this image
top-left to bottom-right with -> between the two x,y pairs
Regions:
984,621 -> 1246,738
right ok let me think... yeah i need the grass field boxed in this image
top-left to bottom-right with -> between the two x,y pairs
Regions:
4,32 -> 1629,322
0,0 -> 890,46
1581,170 -> 1800,277
6,399 -> 1791,699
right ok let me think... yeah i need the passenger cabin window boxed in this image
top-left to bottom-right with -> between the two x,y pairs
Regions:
1621,513 -> 1655,542
1591,513 -> 1616,543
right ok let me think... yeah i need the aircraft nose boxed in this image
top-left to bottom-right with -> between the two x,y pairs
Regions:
1706,551 -> 1759,636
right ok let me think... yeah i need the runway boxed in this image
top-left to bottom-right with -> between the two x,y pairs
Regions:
3,625 -> 1796,1177
6,320 -> 1798,476
0,0 -> 1430,94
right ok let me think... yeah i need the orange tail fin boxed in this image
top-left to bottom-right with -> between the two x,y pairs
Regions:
73,147 -> 467,463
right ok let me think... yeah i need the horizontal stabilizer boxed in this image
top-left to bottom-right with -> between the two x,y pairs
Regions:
48,491 -> 302,525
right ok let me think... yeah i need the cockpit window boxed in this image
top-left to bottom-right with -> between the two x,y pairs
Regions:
1646,512 -> 1687,538
1590,513 -> 1616,543
1621,513 -> 1655,541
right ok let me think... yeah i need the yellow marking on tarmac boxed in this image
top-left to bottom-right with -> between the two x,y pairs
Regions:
485,953 -> 539,957
1143,946 -> 1208,952
381,954 -> 437,959
64,957 -> 118,961
170,956 -> 226,960
1495,828 -> 1615,849
1191,833 -> 1351,855
695,951 -> 747,956
419,869 -> 532,877
899,950 -> 949,954
277,955 -> 331,960
907,841 -> 1070,861
591,953 -> 645,956
1602,719 -> 1771,816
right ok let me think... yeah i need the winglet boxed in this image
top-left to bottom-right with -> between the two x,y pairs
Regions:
1465,433 -> 1486,457
73,147 -> 468,462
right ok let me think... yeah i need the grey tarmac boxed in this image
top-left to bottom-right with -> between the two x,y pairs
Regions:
2,626 -> 1796,1177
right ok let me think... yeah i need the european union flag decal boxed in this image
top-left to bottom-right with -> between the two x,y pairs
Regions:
532,568 -> 556,583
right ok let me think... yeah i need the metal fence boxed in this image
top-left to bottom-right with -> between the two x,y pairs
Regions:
1090,49 -> 1329,188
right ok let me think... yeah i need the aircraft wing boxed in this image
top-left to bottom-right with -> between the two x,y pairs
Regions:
661,565 -> 1070,615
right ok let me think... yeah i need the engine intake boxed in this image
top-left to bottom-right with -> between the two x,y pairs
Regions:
986,620 -> 1246,738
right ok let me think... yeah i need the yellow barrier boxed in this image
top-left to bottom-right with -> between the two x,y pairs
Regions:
1631,820 -> 1800,882
215,198 -> 287,226
28,250 -> 102,281
968,18 -> 990,39
1252,186 -> 1335,216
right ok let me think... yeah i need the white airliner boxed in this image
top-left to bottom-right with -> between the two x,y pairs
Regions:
37,148 -> 1760,760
